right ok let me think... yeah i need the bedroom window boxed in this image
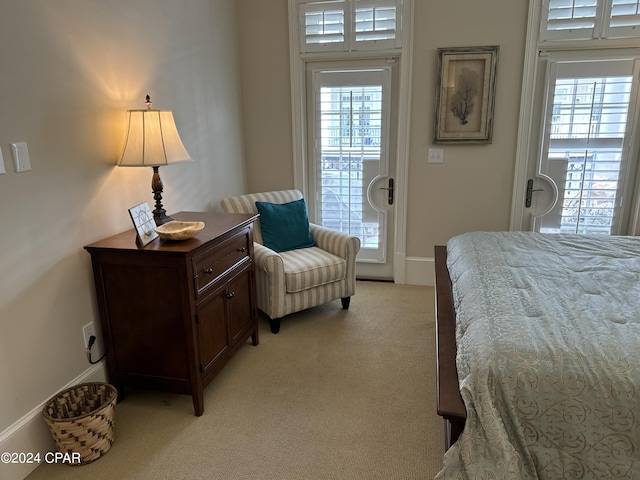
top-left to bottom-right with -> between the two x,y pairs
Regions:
513,0 -> 640,235
299,0 -> 402,53
319,86 -> 380,244
541,0 -> 640,41
311,67 -> 391,261
538,60 -> 638,234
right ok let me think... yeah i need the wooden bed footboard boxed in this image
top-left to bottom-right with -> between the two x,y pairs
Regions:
434,245 -> 466,450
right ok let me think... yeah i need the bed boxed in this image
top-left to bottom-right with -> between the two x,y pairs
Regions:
434,231 -> 640,479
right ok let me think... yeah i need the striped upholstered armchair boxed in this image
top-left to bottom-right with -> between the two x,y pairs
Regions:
220,190 -> 360,334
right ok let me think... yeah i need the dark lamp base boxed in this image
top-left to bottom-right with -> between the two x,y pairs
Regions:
153,210 -> 174,226
151,166 -> 174,226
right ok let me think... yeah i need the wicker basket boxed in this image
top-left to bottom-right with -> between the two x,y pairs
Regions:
42,382 -> 117,465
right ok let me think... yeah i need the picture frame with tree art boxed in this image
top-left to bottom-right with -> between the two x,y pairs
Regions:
128,202 -> 159,247
434,46 -> 499,144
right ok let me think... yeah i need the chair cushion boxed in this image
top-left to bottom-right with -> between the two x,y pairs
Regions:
279,247 -> 346,293
255,198 -> 316,252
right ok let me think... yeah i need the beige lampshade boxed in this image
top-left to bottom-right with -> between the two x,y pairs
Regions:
119,109 -> 192,167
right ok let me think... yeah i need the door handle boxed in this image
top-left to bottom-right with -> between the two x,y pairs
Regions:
379,178 -> 394,205
525,179 -> 544,208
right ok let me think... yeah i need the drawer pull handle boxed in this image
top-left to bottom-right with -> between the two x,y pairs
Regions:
226,291 -> 235,299
205,268 -> 213,275
238,247 -> 246,253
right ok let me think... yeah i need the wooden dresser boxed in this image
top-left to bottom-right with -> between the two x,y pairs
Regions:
84,211 -> 259,416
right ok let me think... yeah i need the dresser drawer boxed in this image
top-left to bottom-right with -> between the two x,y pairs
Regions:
193,230 -> 250,297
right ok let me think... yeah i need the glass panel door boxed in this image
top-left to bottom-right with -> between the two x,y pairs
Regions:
534,59 -> 640,234
311,66 -> 393,264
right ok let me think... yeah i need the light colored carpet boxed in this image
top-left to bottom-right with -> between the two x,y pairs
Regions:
27,281 -> 444,479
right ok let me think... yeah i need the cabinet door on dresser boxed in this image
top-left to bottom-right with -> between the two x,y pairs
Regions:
196,282 -> 231,378
196,263 -> 255,381
227,267 -> 255,345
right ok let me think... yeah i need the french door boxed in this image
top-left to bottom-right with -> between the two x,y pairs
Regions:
307,62 -> 396,278
528,58 -> 640,234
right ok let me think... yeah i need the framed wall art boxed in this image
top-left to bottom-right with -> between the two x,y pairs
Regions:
434,46 -> 499,144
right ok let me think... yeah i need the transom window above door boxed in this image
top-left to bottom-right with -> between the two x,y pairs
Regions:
542,0 -> 640,40
298,0 -> 403,52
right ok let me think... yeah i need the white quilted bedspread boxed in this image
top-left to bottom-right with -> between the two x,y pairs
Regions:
436,232 -> 640,479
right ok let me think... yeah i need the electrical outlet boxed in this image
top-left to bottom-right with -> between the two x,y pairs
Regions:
82,321 -> 104,361
82,322 -> 95,348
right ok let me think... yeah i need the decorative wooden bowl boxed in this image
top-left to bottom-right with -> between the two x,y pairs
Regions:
154,221 -> 205,241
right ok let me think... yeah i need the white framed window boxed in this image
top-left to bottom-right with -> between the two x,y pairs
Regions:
299,0 -> 402,53
301,1 -> 346,51
541,0 -> 640,41
607,0 -> 640,37
536,59 -> 639,234
511,0 -> 640,235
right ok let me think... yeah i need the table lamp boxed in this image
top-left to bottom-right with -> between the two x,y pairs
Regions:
119,95 -> 192,225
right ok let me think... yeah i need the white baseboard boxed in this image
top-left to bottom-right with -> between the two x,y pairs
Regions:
404,256 -> 434,286
0,361 -> 107,480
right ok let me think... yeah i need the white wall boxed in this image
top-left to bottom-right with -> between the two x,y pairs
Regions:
408,0 -> 528,253
237,0 -> 295,192
0,2 -> 245,478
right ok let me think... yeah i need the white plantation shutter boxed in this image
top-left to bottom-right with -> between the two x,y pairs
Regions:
312,67 -> 391,261
605,0 -> 640,37
299,0 -> 401,52
318,84 -> 382,242
538,60 -> 637,234
542,0 -> 601,40
354,0 -> 401,49
301,1 -> 347,51
541,0 -> 640,40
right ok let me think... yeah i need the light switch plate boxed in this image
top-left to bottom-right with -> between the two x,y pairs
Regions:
0,147 -> 5,174
12,142 -> 31,172
428,148 -> 444,164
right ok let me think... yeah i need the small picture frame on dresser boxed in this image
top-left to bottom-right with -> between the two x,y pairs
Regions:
128,202 -> 158,247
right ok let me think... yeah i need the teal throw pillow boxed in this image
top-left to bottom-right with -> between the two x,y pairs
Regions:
255,198 -> 315,252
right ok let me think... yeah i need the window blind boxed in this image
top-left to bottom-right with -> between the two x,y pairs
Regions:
542,69 -> 634,234
607,0 -> 640,37
354,0 -> 400,48
541,0 -> 640,40
299,0 -> 401,52
302,1 -> 346,50
543,0 -> 599,40
318,85 -> 383,242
